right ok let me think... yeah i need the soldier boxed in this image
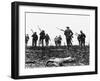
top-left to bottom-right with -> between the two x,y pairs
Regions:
32,32 -> 38,47
80,30 -> 86,47
45,34 -> 50,46
25,34 -> 29,46
64,27 -> 73,48
70,35 -> 73,46
77,34 -> 81,46
54,36 -> 58,46
39,30 -> 45,47
58,35 -> 62,46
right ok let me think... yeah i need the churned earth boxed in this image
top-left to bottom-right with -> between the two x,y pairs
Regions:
25,46 -> 89,68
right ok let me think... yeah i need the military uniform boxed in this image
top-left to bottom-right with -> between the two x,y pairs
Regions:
45,34 -> 50,46
80,31 -> 86,46
77,34 -> 81,46
58,36 -> 62,46
54,36 -> 58,46
32,32 -> 38,47
39,30 -> 45,46
64,27 -> 73,48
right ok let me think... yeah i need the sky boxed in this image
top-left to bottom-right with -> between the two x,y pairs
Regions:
26,12 -> 90,46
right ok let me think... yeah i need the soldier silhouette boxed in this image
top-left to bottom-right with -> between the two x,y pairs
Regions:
64,27 -> 73,49
77,34 -> 81,46
39,30 -> 45,47
80,30 -> 86,47
25,34 -> 29,46
32,32 -> 38,47
58,35 -> 62,46
54,36 -> 58,46
45,34 -> 50,46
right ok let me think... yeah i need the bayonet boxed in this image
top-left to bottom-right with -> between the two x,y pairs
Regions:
56,27 -> 64,32
31,29 -> 34,33
37,25 -> 42,31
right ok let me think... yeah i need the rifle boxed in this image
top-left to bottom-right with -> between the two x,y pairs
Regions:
31,29 -> 34,33
56,27 -> 64,32
37,25 -> 42,31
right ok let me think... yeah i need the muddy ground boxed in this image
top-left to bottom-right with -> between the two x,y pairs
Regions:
25,46 -> 89,68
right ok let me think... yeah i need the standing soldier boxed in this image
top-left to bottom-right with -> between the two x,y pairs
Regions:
45,34 -> 50,46
54,36 -> 58,46
80,30 -> 86,47
25,34 -> 29,46
77,34 -> 81,46
58,35 -> 62,46
64,27 -> 73,48
70,35 -> 73,46
32,32 -> 38,47
39,30 -> 45,47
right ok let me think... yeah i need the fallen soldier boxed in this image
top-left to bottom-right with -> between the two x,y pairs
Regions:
45,57 -> 75,67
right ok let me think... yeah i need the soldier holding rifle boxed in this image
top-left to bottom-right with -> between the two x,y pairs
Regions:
45,34 -> 50,46
79,30 -> 86,47
31,29 -> 38,47
75,30 -> 86,47
58,35 -> 62,46
38,26 -> 45,47
75,33 -> 81,46
57,26 -> 73,49
64,27 -> 73,48
54,36 -> 58,46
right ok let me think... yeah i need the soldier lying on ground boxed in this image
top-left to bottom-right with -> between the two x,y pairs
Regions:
45,56 -> 75,67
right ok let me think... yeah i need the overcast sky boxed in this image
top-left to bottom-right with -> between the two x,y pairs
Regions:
26,12 -> 90,46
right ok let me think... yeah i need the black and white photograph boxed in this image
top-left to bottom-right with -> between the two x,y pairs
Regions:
11,2 -> 97,79
25,12 -> 90,68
